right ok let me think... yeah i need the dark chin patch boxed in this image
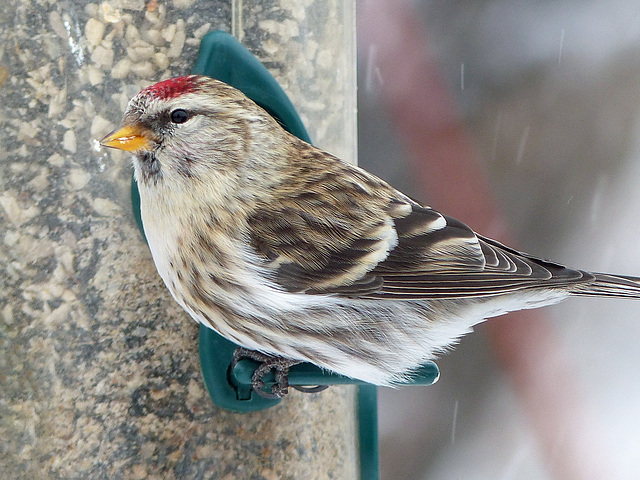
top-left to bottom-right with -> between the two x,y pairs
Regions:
138,152 -> 163,184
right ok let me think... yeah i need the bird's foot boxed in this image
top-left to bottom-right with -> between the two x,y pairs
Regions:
231,347 -> 328,399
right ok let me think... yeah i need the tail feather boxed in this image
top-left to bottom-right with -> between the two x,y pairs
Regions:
571,273 -> 640,298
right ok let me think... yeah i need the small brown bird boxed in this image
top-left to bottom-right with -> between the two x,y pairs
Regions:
102,75 -> 640,397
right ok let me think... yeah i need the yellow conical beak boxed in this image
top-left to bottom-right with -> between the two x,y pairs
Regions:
100,124 -> 152,152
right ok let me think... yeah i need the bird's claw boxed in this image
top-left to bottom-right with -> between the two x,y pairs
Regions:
231,347 -> 328,399
251,357 -> 296,399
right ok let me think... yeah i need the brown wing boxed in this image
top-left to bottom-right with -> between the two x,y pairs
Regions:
246,157 -> 592,298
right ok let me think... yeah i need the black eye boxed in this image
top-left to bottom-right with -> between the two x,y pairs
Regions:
170,109 -> 189,124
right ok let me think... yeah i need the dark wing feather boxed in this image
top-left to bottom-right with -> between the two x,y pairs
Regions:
246,156 -> 593,298
367,210 -> 594,299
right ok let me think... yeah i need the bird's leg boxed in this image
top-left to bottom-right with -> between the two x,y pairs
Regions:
231,347 -> 299,399
252,355 -> 299,399
231,347 -> 328,399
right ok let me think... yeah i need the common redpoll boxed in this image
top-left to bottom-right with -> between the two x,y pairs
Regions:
101,75 -> 640,396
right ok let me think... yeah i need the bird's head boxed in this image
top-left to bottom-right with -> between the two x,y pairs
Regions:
100,75 -> 279,189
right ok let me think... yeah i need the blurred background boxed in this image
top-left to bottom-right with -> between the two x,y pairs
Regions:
358,1 -> 640,479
